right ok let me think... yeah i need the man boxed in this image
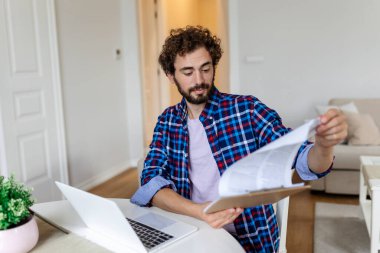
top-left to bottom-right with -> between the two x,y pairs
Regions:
131,26 -> 347,252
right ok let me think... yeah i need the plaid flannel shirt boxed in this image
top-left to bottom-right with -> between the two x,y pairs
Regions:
136,87 -> 330,253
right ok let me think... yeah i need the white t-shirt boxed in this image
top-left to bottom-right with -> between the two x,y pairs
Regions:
187,118 -> 236,233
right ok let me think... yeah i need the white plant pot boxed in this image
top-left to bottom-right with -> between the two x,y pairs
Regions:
0,215 -> 39,253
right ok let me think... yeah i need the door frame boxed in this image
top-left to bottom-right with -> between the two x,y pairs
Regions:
46,0 -> 69,183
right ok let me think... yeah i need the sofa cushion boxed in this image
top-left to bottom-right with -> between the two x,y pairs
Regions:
325,170 -> 360,195
329,98 -> 380,128
333,144 -> 380,170
315,102 -> 359,115
345,113 -> 380,145
310,178 -> 325,191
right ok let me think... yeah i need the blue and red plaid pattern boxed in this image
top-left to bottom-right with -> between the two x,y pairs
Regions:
141,87 -> 322,252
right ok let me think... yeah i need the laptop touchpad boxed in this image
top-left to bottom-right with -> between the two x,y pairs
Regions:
135,213 -> 176,230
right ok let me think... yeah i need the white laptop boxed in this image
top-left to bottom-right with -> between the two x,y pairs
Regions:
54,181 -> 197,253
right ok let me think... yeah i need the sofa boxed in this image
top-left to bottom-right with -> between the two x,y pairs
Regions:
310,98 -> 380,195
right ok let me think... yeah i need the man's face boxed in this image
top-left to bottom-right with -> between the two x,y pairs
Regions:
168,47 -> 215,105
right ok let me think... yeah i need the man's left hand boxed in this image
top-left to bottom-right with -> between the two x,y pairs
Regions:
315,108 -> 348,150
308,108 -> 348,174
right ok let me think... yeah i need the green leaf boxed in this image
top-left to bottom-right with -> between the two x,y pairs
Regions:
0,174 -> 34,230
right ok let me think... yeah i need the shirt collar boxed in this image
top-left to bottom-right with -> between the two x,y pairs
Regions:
177,86 -> 221,123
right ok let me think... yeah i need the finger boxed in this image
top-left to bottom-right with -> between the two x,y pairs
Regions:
318,124 -> 348,140
320,108 -> 345,122
317,114 -> 347,134
319,131 -> 347,141
211,213 -> 239,228
317,123 -> 347,137
318,123 -> 346,136
318,133 -> 336,141
320,108 -> 341,123
206,208 -> 236,226
209,215 -> 232,228
221,208 -> 243,225
321,111 -> 345,127
210,208 -> 234,220
211,219 -> 229,228
316,130 -> 347,146
208,208 -> 243,228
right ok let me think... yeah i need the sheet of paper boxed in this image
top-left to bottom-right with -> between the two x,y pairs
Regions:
218,118 -> 320,196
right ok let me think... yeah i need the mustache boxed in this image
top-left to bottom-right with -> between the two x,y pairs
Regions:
189,83 -> 210,92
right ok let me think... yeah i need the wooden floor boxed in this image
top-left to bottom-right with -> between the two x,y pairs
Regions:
89,168 -> 359,253
89,168 -> 139,199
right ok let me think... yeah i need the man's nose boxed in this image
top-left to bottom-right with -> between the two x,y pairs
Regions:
194,70 -> 205,84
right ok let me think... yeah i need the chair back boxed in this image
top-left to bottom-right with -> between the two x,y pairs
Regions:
274,197 -> 289,253
137,158 -> 144,187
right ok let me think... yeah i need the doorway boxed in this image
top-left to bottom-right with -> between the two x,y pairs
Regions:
138,0 -> 229,147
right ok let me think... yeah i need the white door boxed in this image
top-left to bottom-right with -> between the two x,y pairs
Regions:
0,0 -> 68,202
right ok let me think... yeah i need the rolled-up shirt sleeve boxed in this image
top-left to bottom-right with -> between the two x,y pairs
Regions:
295,144 -> 333,180
131,176 -> 176,207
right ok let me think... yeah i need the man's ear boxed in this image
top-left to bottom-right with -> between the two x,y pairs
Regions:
167,73 -> 175,84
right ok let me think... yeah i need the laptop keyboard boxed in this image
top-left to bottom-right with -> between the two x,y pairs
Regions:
126,218 -> 174,249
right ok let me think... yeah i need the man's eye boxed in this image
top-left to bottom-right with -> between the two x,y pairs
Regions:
183,72 -> 193,76
202,68 -> 211,73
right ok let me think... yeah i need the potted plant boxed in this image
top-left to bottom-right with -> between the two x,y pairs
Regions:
0,175 -> 39,253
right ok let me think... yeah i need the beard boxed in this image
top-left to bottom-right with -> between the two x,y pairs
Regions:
173,76 -> 214,105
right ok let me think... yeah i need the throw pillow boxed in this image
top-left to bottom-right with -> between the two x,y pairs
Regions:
345,113 -> 380,146
315,102 -> 359,115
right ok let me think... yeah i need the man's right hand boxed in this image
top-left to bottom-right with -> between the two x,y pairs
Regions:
152,188 -> 243,229
197,203 -> 243,229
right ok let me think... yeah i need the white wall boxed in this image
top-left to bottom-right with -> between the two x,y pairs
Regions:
0,104 -> 8,177
28,0 -> 379,189
229,0 -> 380,128
55,0 -> 143,189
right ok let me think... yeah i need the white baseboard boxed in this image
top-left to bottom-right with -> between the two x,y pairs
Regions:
74,161 -> 136,191
129,158 -> 139,167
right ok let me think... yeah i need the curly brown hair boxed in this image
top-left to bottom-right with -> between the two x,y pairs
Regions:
158,26 -> 223,75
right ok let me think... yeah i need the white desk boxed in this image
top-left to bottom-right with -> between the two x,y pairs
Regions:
359,156 -> 380,253
31,199 -> 244,253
